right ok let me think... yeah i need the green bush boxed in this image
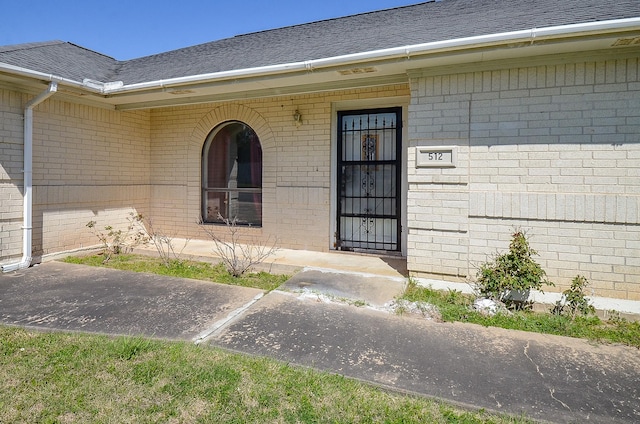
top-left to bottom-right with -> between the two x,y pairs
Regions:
476,230 -> 552,310
551,275 -> 596,319
86,213 -> 148,263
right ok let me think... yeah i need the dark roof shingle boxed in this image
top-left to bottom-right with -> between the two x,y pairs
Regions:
0,41 -> 118,82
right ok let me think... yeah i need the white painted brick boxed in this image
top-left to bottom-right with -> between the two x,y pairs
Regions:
410,57 -> 639,297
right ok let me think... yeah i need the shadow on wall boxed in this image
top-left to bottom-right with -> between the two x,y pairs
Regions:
381,256 -> 408,277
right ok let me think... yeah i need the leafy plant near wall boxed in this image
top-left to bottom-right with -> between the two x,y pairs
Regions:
475,230 -> 553,310
86,213 -> 148,263
198,213 -> 278,277
551,275 -> 596,319
397,280 -> 640,348
87,213 -> 188,267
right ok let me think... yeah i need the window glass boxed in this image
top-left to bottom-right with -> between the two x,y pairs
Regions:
202,122 -> 262,225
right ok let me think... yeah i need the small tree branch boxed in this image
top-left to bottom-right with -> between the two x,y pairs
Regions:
197,214 -> 278,277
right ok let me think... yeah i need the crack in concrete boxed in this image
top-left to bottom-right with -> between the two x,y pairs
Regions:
489,393 -> 502,408
523,341 -> 544,378
549,388 -> 572,411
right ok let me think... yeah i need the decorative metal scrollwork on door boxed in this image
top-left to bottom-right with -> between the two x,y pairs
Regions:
337,108 -> 401,252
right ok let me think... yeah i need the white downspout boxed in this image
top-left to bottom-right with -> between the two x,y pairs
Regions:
2,82 -> 57,272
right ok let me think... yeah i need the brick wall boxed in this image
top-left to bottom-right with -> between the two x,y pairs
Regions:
0,89 -> 27,261
1,84 -> 407,266
408,53 -> 640,299
0,87 -> 151,264
32,99 -> 151,258
149,85 -> 409,252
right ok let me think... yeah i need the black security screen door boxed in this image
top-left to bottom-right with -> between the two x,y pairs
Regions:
337,108 -> 401,252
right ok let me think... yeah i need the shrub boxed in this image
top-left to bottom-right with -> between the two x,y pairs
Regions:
198,213 -> 278,277
551,275 -> 596,319
86,213 -> 148,263
475,230 -> 552,310
132,214 -> 189,267
87,213 -> 188,267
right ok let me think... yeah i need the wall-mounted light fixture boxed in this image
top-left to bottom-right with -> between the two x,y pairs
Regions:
293,109 -> 302,126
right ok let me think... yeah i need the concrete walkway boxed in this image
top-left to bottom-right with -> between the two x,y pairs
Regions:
142,238 -> 409,278
1,257 -> 639,423
135,240 -> 640,318
209,288 -> 640,424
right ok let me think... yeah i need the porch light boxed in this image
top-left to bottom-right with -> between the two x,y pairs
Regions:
293,109 -> 302,126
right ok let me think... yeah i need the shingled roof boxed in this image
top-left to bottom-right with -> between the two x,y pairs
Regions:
1,0 -> 639,86
0,41 -> 118,83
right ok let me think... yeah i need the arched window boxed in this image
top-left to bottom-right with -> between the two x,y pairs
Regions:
202,121 -> 262,226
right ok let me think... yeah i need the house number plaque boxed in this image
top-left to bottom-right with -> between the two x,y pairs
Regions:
416,146 -> 457,168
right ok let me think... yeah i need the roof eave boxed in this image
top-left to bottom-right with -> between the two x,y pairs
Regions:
0,61 -> 103,93
1,17 -> 639,108
103,17 -> 640,96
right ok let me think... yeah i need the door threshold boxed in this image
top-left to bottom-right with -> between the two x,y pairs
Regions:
338,248 -> 404,259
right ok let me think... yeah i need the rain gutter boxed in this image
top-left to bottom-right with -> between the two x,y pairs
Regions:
0,18 -> 637,98
105,17 -> 640,95
2,82 -> 57,272
0,62 -> 105,92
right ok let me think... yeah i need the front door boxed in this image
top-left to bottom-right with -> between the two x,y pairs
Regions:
336,108 -> 402,252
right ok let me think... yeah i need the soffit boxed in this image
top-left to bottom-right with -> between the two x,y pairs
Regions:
107,32 -> 639,110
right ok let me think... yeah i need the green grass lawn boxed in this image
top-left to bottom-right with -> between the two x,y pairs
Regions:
0,327 -> 530,423
63,253 -> 288,292
400,280 -> 640,348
